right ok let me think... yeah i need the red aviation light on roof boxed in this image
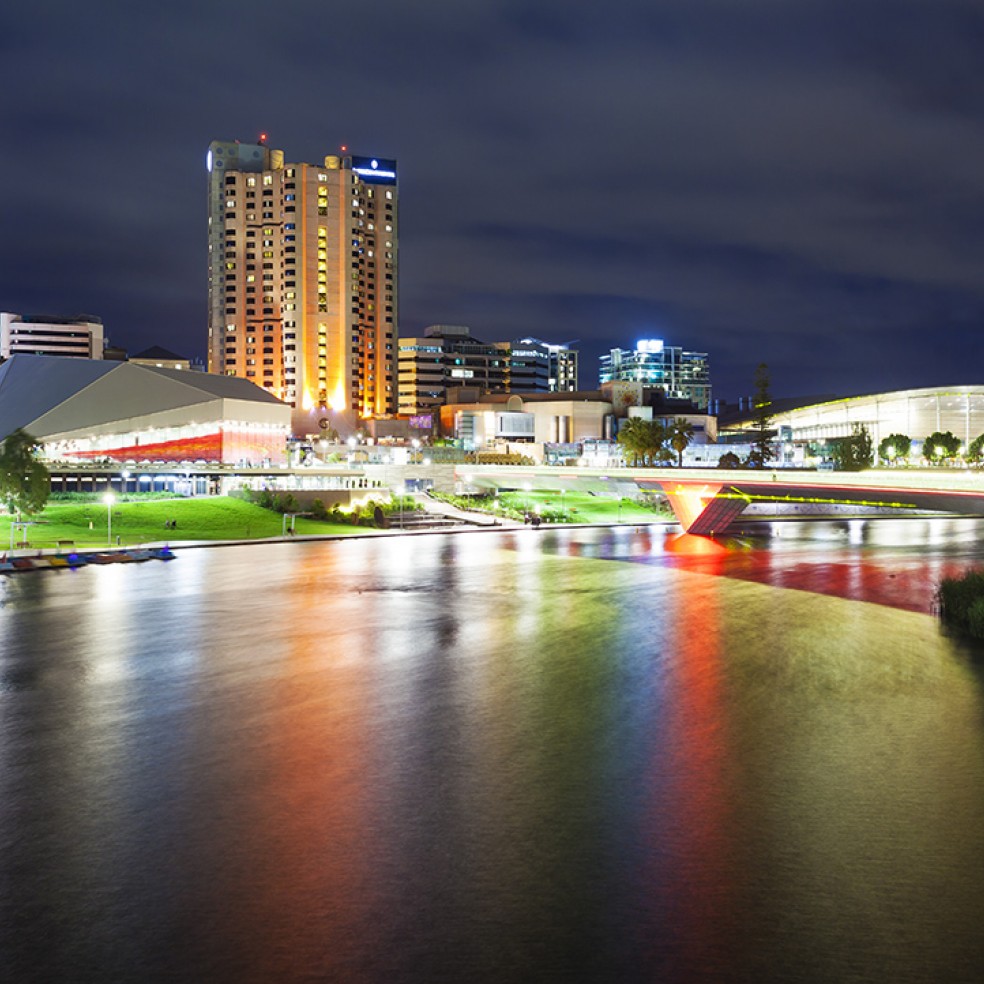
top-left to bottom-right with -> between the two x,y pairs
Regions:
258,132 -> 268,144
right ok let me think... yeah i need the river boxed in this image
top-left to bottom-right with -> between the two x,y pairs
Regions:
2,519 -> 984,983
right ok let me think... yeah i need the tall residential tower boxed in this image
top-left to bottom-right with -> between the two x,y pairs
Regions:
207,140 -> 398,432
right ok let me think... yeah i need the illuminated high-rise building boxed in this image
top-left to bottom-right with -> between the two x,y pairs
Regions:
207,139 -> 398,431
600,339 -> 710,409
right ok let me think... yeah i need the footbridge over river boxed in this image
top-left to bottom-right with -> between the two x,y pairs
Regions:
456,465 -> 984,535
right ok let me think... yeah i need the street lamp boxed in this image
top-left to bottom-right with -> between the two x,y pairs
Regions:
411,437 -> 420,464
121,469 -> 130,493
103,491 -> 116,546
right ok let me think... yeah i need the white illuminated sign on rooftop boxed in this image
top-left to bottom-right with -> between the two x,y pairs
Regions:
636,339 -> 664,354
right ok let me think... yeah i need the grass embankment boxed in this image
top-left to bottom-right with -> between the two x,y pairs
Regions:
0,497 -> 360,550
438,489 -> 672,525
938,570 -> 984,639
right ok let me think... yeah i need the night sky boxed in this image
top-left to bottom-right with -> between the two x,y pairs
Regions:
3,0 -> 984,401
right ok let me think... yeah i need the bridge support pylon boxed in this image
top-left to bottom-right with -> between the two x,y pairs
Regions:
662,483 -> 749,535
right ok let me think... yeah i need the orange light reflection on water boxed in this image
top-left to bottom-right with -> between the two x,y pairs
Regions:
227,554 -> 378,981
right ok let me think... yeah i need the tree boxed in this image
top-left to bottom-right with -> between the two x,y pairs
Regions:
747,363 -> 775,467
668,418 -> 694,467
717,451 -> 741,469
830,424 -> 873,471
878,433 -> 911,466
0,429 -> 51,517
967,434 -> 984,467
923,430 -> 961,465
616,417 -> 647,466
617,417 -> 667,466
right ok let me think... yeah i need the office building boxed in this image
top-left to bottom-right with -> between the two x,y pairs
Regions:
130,346 -> 192,371
508,338 -> 550,392
398,327 -> 579,416
546,341 -> 578,392
511,337 -> 578,392
207,139 -> 398,432
599,339 -> 710,410
398,325 -> 510,416
1,311 -> 105,360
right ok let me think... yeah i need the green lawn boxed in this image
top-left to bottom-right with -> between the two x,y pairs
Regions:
492,490 -> 671,524
0,497 -> 362,550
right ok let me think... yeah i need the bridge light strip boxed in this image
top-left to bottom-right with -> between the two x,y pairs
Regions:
716,491 -> 918,510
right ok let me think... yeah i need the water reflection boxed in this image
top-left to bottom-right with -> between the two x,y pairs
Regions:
3,522 -> 984,981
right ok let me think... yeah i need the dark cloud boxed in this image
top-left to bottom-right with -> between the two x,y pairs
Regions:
2,0 -> 984,399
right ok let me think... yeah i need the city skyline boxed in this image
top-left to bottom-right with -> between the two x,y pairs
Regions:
3,1 -> 984,402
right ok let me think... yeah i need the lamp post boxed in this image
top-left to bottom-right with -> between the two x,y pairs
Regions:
411,437 -> 420,464
103,491 -> 116,546
121,469 -> 130,494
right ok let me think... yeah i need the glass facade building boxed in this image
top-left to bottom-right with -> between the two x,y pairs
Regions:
599,339 -> 710,410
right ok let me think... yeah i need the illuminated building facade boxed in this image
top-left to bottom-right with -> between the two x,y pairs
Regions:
739,387 -> 984,465
0,355 -> 290,465
207,139 -> 397,432
1,311 -> 105,360
599,339 -> 710,410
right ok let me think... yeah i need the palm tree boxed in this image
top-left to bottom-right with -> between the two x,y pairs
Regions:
669,418 -> 694,467
617,418 -> 667,466
617,417 -> 649,466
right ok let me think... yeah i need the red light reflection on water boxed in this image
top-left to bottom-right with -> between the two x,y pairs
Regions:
658,531 -> 974,614
638,574 -> 739,976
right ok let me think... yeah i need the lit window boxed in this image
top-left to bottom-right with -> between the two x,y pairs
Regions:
263,174 -> 272,185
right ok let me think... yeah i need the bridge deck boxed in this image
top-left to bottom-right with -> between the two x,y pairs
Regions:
456,465 -> 984,534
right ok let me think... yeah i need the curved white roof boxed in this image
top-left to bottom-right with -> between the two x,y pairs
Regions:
0,355 -> 287,441
772,386 -> 984,443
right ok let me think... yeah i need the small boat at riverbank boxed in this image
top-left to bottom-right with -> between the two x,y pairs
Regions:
0,547 -> 177,574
